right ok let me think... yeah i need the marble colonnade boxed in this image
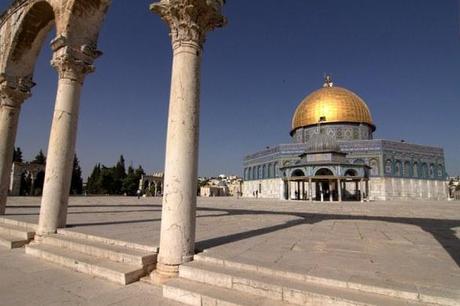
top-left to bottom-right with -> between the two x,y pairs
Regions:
0,0 -> 227,282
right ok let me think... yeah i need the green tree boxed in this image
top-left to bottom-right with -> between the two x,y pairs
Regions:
70,154 -> 83,195
87,164 -> 102,194
13,147 -> 23,163
112,155 -> 126,194
99,166 -> 115,194
33,171 -> 45,196
135,166 -> 145,179
32,150 -> 46,165
122,166 -> 140,196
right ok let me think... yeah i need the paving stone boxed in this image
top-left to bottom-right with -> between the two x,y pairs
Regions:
2,196 -> 460,305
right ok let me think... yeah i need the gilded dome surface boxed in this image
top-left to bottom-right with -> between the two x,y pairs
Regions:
292,78 -> 374,132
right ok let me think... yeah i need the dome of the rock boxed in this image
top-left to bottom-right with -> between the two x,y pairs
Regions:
291,76 -> 374,134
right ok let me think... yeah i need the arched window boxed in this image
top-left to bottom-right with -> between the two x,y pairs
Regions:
413,162 -> 418,178
403,161 -> 411,177
315,168 -> 334,176
429,164 -> 435,178
344,169 -> 357,176
385,160 -> 392,174
394,161 -> 402,177
369,159 -> 379,176
292,169 -> 305,177
438,164 -> 444,177
421,163 -> 428,178
267,163 -> 272,178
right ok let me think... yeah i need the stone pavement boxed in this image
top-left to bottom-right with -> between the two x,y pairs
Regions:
0,248 -> 182,306
2,197 -> 460,304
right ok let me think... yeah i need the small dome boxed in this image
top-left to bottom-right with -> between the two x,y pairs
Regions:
305,132 -> 341,153
292,76 -> 374,133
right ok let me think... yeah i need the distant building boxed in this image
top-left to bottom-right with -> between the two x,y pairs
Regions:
9,162 -> 45,196
243,76 -> 449,201
448,177 -> 460,200
200,185 -> 229,197
200,175 -> 243,197
139,172 -> 164,196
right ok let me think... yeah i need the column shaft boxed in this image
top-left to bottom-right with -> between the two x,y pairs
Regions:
37,44 -> 96,235
38,77 -> 82,234
0,79 -> 31,215
157,44 -> 201,270
329,181 -> 333,202
151,0 -> 225,281
0,104 -> 21,214
337,179 -> 342,202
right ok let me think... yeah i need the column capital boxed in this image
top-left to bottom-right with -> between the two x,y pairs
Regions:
150,0 -> 226,50
50,37 -> 102,83
0,74 -> 34,107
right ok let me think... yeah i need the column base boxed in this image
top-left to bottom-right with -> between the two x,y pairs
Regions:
150,262 -> 180,284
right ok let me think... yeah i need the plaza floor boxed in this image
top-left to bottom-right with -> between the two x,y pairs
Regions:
2,196 -> 460,305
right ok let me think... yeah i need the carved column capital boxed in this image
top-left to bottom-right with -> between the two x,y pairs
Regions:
50,37 -> 102,83
151,0 -> 226,50
0,74 -> 34,108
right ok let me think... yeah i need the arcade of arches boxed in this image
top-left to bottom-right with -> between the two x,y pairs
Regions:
285,168 -> 369,203
0,0 -> 226,281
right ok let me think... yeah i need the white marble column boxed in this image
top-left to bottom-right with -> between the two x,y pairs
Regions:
337,179 -> 342,202
37,43 -> 97,235
329,181 -> 333,203
150,0 -> 225,281
0,77 -> 32,214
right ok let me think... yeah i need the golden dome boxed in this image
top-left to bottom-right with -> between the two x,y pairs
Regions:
291,77 -> 374,133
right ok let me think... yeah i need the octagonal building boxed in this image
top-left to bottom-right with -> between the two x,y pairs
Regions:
242,76 -> 448,201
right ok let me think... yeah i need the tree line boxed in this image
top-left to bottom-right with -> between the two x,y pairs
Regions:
86,155 -> 145,196
13,149 -> 146,196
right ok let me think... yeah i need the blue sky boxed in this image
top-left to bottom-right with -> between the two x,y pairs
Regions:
1,0 -> 460,178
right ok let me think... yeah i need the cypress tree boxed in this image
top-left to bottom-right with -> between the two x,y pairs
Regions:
70,154 -> 83,195
32,150 -> 46,165
13,147 -> 23,163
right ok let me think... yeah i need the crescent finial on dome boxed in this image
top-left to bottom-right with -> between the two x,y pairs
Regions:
323,74 -> 333,88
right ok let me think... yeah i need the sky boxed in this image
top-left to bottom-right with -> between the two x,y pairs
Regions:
1,0 -> 460,179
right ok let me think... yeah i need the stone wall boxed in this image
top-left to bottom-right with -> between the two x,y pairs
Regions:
369,177 -> 448,201
242,179 -> 282,199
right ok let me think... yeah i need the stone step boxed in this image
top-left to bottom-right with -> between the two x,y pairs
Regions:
25,243 -> 147,285
179,260 -> 430,306
0,217 -> 37,230
57,229 -> 158,253
0,233 -> 30,249
193,255 -> 458,306
40,234 -> 157,266
163,278 -> 294,306
0,222 -> 35,240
